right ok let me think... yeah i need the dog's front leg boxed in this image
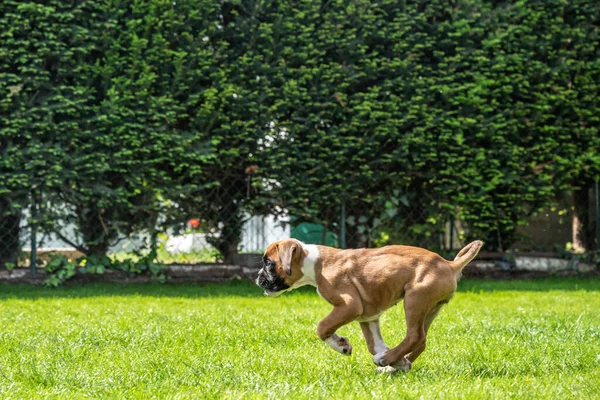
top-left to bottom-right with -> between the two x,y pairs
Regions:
359,319 -> 389,355
317,304 -> 361,355
360,320 -> 399,374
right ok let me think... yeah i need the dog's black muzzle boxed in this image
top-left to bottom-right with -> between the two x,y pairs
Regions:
256,268 -> 290,294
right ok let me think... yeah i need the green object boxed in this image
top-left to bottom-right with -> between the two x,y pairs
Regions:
291,222 -> 338,247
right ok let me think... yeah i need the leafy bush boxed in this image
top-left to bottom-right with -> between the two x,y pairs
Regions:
43,255 -> 78,287
2,0 -> 599,258
43,253 -> 167,287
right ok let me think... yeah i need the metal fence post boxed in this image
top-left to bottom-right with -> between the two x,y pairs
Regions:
596,178 -> 600,254
30,192 -> 37,278
340,200 -> 346,249
450,214 -> 455,251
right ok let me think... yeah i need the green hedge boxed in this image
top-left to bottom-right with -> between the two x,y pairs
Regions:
1,0 -> 599,258
246,0 -> 600,250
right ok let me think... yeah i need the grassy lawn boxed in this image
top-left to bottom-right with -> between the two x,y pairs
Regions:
0,278 -> 599,399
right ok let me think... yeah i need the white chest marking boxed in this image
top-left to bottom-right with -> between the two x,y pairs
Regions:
290,243 -> 319,289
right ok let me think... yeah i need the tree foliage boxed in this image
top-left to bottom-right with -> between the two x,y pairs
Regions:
243,0 -> 600,250
1,0 -> 599,261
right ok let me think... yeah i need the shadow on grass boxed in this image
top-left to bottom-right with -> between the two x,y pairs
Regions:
0,279 -> 265,300
0,277 -> 598,301
457,277 -> 600,293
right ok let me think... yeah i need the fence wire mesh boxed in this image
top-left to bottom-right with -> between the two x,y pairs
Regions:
0,180 -> 599,271
0,209 -> 23,271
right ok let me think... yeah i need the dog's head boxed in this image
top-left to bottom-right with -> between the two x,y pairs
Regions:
256,239 -> 305,296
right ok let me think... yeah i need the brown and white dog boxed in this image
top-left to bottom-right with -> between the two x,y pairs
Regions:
256,239 -> 483,373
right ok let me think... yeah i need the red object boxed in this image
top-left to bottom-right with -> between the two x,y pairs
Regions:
188,218 -> 200,229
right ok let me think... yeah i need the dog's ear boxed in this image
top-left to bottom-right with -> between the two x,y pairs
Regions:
279,242 -> 297,276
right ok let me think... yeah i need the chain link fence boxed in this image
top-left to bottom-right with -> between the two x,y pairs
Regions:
0,208 -> 24,271
1,180 -> 599,272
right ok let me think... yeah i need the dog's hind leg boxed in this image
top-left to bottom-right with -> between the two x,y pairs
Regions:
406,303 -> 443,363
373,288 -> 439,372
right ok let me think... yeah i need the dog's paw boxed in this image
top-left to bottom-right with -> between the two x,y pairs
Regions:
395,357 -> 412,373
376,365 -> 398,374
373,353 -> 412,372
336,336 -> 353,355
373,351 -> 387,366
325,335 -> 352,355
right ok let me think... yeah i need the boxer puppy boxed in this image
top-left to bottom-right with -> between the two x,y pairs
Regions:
256,239 -> 483,373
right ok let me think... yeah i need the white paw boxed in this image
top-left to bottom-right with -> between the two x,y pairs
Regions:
376,366 -> 398,374
373,351 -> 386,365
325,335 -> 353,355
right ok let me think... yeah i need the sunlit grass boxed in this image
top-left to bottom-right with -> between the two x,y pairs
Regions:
0,278 -> 599,399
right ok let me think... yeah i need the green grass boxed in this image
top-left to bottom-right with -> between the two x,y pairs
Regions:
0,278 -> 599,399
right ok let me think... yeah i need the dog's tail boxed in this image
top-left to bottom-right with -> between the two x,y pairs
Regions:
449,240 -> 484,272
